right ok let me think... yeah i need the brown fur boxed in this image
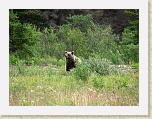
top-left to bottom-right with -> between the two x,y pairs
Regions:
64,51 -> 76,71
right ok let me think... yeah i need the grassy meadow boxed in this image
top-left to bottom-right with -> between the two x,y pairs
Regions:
9,58 -> 139,106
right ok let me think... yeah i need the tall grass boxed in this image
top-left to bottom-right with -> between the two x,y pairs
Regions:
9,58 -> 139,106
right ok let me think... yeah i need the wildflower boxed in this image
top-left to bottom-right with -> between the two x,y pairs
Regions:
98,94 -> 103,97
88,88 -> 93,91
93,90 -> 96,93
30,90 -> 34,93
117,50 -> 120,53
37,86 -> 42,89
31,100 -> 34,104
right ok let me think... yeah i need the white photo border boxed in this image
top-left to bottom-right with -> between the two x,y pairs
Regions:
0,0 -> 148,115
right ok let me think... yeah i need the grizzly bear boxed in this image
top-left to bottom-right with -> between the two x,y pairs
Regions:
64,51 -> 81,71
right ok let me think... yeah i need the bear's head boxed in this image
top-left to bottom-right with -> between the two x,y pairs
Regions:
64,51 -> 75,61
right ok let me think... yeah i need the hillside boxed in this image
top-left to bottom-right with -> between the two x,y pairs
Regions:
13,9 -> 138,37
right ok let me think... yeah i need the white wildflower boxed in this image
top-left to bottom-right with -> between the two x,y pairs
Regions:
31,100 -> 34,104
30,90 -> 34,92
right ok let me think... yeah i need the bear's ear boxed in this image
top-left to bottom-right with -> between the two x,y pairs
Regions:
71,51 -> 74,55
65,51 -> 67,53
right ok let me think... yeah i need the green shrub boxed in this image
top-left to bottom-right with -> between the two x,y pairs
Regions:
110,52 -> 123,64
131,63 -> 139,72
39,58 -> 47,66
119,10 -> 139,64
66,14 -> 93,32
82,57 -> 121,76
49,57 -> 58,65
9,56 -> 18,65
9,10 -> 41,59
103,75 -> 128,91
30,57 -> 40,65
72,64 -> 89,81
131,63 -> 139,69
24,57 -> 41,66
10,11 -> 138,65
17,60 -> 26,74
57,59 -> 65,67
119,43 -> 139,64
92,75 -> 103,89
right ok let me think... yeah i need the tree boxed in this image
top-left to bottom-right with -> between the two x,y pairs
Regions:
66,14 -> 93,32
13,9 -> 45,30
9,10 -> 40,59
119,10 -> 139,63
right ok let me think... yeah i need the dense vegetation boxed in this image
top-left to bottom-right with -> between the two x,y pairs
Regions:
9,9 -> 139,106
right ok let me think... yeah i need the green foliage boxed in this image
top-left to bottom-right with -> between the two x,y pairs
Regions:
131,63 -> 139,72
33,27 -> 65,59
17,60 -> 26,74
103,75 -> 127,91
131,63 -> 139,69
120,23 -> 139,63
48,57 -> 58,65
82,57 -> 121,76
9,12 -> 121,63
66,14 -> 93,32
119,10 -> 139,64
92,75 -> 103,89
72,64 -> 89,81
9,10 -> 41,59
110,51 -> 122,64
119,43 -> 139,64
9,12 -> 139,65
57,59 -> 65,67
15,9 -> 44,29
125,9 -> 139,44
66,28 -> 84,55
9,60 -> 139,106
9,56 -> 18,65
84,25 -> 119,59
25,56 -> 59,66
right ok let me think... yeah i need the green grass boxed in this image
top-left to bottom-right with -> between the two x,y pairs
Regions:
9,61 -> 139,106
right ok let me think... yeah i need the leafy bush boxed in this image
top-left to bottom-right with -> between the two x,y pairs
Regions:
57,59 -> 65,67
119,10 -> 139,64
9,12 -> 138,65
131,63 -> 139,69
49,57 -> 58,65
82,57 -> 121,76
83,25 -> 118,59
131,63 -> 139,72
72,64 -> 89,81
109,51 -> 123,64
91,75 -> 103,89
17,60 -> 26,74
9,10 -> 41,59
119,42 -> 139,64
10,13 -> 119,62
9,56 -> 18,65
103,75 -> 129,91
66,14 -> 93,32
